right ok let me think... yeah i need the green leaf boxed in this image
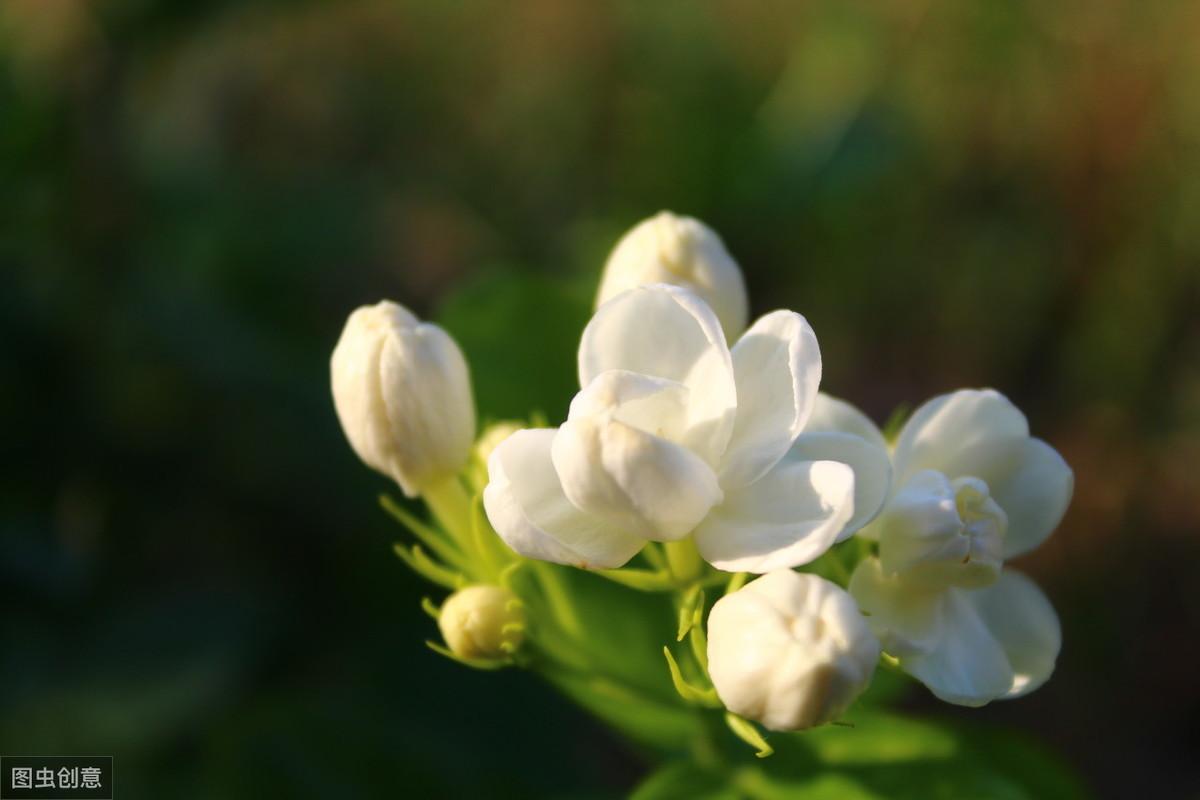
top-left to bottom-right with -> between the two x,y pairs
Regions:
437,270 -> 591,422
541,668 -> 699,753
631,762 -> 739,800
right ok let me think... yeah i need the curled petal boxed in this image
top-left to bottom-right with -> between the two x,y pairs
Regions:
578,285 -> 737,464
552,417 -> 723,542
721,311 -> 822,489
695,460 -> 853,573
988,438 -> 1074,559
789,430 -> 890,539
873,471 -> 1005,589
891,389 -> 1029,490
483,429 -> 644,568
568,369 -> 691,447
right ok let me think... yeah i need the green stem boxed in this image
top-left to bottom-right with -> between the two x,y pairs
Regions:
421,475 -> 473,546
664,539 -> 703,585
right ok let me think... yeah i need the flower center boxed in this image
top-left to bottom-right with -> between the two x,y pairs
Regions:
876,470 -> 1007,590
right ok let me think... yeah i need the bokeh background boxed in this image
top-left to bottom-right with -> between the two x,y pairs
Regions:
3,0 -> 1198,797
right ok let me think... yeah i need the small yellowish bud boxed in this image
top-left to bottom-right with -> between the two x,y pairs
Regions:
474,421 -> 524,465
438,585 -> 525,660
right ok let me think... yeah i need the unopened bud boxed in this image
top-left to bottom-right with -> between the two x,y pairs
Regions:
707,570 -> 878,731
331,300 -> 475,497
597,211 -> 748,338
438,585 -> 525,660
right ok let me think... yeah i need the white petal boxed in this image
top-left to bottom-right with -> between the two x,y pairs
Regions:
483,429 -> 644,568
988,438 -> 1074,559
891,389 -> 1029,490
568,369 -> 692,445
695,459 -> 853,573
788,431 -> 891,539
579,285 -> 737,464
805,393 -> 888,451
852,558 -> 1061,706
965,569 -> 1061,699
848,556 -> 945,658
379,321 -> 476,493
552,417 -> 723,542
721,311 -> 822,489
903,588 -> 1015,707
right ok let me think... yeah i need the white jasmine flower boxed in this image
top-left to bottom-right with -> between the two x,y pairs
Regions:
438,585 -> 525,660
596,212 -> 749,339
707,570 -> 880,731
331,300 -> 475,497
483,284 -> 892,572
847,389 -> 1073,706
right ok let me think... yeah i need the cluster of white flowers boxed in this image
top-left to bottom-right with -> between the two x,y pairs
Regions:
330,211 -> 1073,735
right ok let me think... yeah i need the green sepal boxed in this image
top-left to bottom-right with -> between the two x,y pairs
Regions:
469,492 -> 513,577
596,567 -> 677,592
393,543 -> 465,590
424,640 -> 509,671
688,623 -> 709,673
881,403 -> 912,443
724,712 -> 773,758
420,597 -> 441,620
497,560 -> 526,591
663,647 -> 720,708
380,494 -> 463,567
676,586 -> 705,641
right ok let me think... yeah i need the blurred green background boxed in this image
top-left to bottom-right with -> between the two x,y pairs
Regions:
2,0 -> 1198,797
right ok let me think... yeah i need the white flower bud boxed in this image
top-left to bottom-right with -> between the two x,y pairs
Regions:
597,212 -> 749,338
707,570 -> 879,731
437,585 -> 525,660
331,300 -> 475,497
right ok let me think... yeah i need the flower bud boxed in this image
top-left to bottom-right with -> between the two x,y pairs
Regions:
707,570 -> 879,731
437,585 -> 525,660
597,212 -> 748,338
331,300 -> 475,497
